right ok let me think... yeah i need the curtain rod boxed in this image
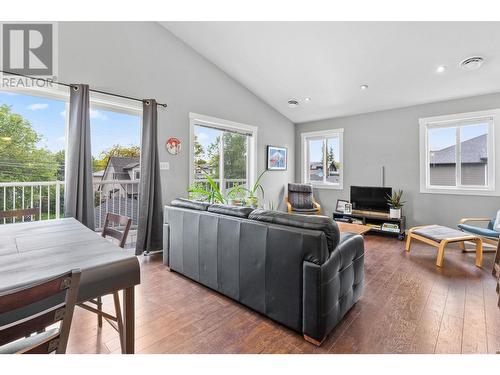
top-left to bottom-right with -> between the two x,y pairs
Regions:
0,70 -> 168,108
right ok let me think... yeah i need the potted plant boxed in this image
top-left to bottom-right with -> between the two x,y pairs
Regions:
245,170 -> 267,208
387,189 -> 405,219
266,201 -> 276,211
188,173 -> 226,204
226,183 -> 247,206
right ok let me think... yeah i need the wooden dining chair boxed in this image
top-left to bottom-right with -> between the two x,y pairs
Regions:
0,269 -> 81,354
0,207 -> 39,223
78,213 -> 132,354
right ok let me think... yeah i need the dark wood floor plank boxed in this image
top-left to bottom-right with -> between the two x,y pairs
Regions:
435,313 -> 464,354
462,291 -> 487,353
64,235 -> 497,354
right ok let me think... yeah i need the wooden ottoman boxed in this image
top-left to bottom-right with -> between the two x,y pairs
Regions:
406,225 -> 483,267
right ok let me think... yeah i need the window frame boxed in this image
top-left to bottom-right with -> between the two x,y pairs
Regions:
189,112 -> 257,194
419,109 -> 499,196
133,169 -> 140,180
301,128 -> 344,190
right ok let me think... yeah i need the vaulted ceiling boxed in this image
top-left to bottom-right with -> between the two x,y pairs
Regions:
161,22 -> 500,123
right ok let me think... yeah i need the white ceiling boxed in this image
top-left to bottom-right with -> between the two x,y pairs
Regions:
160,22 -> 500,123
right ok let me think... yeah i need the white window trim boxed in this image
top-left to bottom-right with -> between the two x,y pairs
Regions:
301,128 -> 344,190
189,112 -> 258,191
419,109 -> 499,196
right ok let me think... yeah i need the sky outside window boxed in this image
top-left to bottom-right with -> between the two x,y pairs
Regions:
0,91 -> 141,158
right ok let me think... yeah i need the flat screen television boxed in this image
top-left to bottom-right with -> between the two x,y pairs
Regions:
350,186 -> 392,213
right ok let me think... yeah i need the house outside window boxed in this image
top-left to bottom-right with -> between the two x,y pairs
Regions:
301,129 -> 344,189
419,109 -> 499,196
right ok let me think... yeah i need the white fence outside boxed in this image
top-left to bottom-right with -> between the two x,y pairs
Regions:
0,180 -> 140,231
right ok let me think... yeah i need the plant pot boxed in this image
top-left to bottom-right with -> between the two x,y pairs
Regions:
229,199 -> 243,206
247,196 -> 259,208
389,208 -> 401,219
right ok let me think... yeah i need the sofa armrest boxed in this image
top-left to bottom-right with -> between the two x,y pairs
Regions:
303,233 -> 364,342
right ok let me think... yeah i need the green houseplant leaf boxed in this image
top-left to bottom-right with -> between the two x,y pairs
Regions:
188,171 -> 226,204
386,189 -> 405,209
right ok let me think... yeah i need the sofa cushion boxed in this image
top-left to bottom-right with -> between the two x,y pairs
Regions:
208,204 -> 254,218
170,198 -> 210,211
249,209 -> 340,252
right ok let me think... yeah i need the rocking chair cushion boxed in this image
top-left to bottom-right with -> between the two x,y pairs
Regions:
458,224 -> 500,239
494,210 -> 500,231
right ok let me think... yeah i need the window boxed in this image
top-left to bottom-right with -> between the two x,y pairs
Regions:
419,110 -> 498,195
301,129 -> 343,189
189,113 -> 257,195
134,170 -> 140,180
0,85 -> 143,237
88,95 -> 142,232
0,88 -> 68,222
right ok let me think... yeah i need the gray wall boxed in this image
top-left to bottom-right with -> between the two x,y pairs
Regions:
58,22 -> 294,208
295,92 -> 500,228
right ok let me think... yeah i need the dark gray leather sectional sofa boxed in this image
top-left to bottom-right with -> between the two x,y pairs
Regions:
163,198 -> 364,345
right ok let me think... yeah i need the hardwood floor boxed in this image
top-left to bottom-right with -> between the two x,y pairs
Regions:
67,235 -> 500,354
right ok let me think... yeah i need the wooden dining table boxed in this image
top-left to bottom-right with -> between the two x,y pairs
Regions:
0,218 -> 141,354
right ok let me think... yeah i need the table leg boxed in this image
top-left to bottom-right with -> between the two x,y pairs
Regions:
123,286 -> 135,354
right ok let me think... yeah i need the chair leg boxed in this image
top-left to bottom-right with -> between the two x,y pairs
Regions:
405,233 -> 412,252
436,242 -> 446,267
459,241 -> 466,252
113,292 -> 125,354
493,243 -> 500,276
474,238 -> 483,268
97,296 -> 103,328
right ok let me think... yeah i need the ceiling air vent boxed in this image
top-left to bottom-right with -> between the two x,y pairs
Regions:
460,56 -> 484,71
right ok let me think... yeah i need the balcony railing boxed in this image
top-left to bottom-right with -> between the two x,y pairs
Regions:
0,180 -> 140,232
93,180 -> 139,231
192,178 -> 247,194
0,181 -> 64,224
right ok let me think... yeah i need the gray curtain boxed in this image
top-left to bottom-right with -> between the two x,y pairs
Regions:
136,99 -> 163,255
64,84 -> 95,230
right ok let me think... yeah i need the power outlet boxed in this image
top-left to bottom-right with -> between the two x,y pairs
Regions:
160,162 -> 170,170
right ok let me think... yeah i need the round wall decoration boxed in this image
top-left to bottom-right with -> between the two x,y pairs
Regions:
166,137 -> 181,155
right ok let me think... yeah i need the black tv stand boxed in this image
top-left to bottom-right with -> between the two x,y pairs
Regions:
333,210 -> 406,240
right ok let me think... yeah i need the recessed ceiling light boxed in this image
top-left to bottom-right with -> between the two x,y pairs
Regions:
304,97 -> 312,102
287,99 -> 299,108
360,84 -> 368,90
436,65 -> 446,73
460,56 -> 484,71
